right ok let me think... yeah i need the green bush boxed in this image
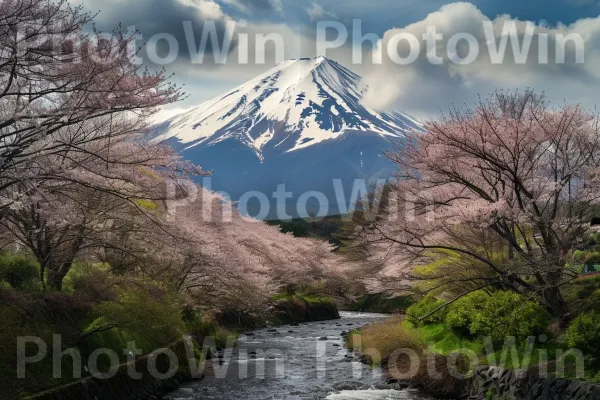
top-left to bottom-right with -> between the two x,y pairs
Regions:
406,295 -> 447,326
585,253 -> 600,265
573,250 -> 586,262
574,276 -> 600,300
468,291 -> 550,344
565,311 -> 600,359
442,291 -> 550,344
0,253 -> 39,289
181,309 -> 237,351
0,304 -> 56,398
409,291 -> 549,344
444,291 -> 490,336
182,308 -> 215,336
586,290 -> 600,313
87,281 -> 186,353
61,262 -> 113,299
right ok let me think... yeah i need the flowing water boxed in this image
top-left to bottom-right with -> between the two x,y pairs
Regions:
164,312 -> 436,400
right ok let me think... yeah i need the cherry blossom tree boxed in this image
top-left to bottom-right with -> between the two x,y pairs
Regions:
0,0 -> 185,211
156,188 -> 346,312
0,128 -> 202,290
0,0 -> 203,290
352,91 -> 600,322
0,0 -> 348,308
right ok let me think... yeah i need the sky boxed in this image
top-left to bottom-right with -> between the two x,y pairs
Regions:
80,0 -> 600,120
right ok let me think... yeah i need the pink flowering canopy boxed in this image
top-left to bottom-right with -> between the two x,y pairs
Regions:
353,91 -> 600,321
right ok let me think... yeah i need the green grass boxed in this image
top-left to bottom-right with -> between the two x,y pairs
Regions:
412,322 -> 572,371
348,317 -> 589,380
416,322 -> 485,356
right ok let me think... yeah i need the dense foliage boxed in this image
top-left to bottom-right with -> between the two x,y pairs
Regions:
351,91 -> 600,323
0,254 -> 39,289
444,291 -> 490,336
0,261 -> 241,397
407,291 -> 550,345
0,1 -> 350,397
0,0 -> 348,310
407,291 -> 550,344
566,312 -> 600,360
466,291 -> 550,344
406,295 -> 447,326
88,282 -> 186,353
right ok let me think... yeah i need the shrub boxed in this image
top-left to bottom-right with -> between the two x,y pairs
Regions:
61,262 -> 114,302
0,253 -> 39,289
586,252 -> 600,265
444,291 -> 490,336
589,371 -> 600,384
0,304 -> 55,398
406,295 -> 447,326
442,290 -> 550,344
586,289 -> 600,313
573,250 -> 587,263
409,291 -> 549,344
469,291 -> 550,344
87,281 -> 186,353
182,308 -> 215,336
565,311 -> 600,359
574,276 -> 600,299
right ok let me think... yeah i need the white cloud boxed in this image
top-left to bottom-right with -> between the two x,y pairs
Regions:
86,0 -> 600,119
360,2 -> 600,119
188,0 -> 228,19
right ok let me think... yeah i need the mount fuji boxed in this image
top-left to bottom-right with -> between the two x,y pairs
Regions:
152,57 -> 422,218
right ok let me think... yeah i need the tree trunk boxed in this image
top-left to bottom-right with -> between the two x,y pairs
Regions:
47,267 -> 65,291
46,261 -> 73,291
542,286 -> 570,326
44,233 -> 83,291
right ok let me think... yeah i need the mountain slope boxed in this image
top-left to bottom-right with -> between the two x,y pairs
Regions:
153,57 -> 422,218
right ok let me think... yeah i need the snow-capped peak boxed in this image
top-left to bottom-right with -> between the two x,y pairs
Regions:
153,57 -> 422,162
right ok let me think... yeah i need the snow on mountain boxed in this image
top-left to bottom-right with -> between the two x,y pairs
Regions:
152,57 -> 422,218
153,57 -> 421,162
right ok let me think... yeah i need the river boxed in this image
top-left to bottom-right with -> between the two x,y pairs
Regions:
164,312 -> 435,400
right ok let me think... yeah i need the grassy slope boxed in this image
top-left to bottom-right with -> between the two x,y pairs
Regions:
347,316 -> 592,382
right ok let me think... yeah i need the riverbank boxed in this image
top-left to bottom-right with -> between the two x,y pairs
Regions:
18,296 -> 340,400
345,316 -> 467,398
24,341 -> 198,400
211,296 -> 340,332
270,295 -> 340,324
467,365 -> 600,399
346,316 -> 600,400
